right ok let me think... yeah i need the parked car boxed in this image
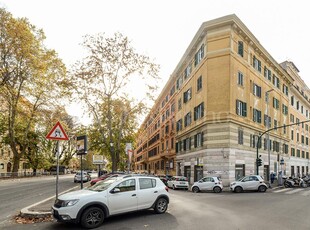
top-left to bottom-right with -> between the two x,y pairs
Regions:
157,175 -> 172,186
52,174 -> 169,229
230,175 -> 268,193
191,176 -> 223,193
90,173 -> 124,186
74,171 -> 91,183
167,176 -> 189,190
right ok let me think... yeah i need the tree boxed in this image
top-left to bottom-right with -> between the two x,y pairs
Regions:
0,8 -> 69,173
69,32 -> 160,172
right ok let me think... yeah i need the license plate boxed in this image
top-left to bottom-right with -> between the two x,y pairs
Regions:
180,182 -> 185,184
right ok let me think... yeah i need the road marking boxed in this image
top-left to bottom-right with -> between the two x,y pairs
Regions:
300,190 -> 310,196
285,189 -> 304,194
273,188 -> 291,193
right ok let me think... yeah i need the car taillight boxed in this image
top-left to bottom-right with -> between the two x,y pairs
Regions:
165,186 -> 169,192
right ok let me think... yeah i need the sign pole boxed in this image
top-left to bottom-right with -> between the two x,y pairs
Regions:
80,155 -> 83,189
56,140 -> 60,200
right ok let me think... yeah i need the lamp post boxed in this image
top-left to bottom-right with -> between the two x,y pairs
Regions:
279,157 -> 284,186
110,142 -> 114,173
266,89 -> 274,188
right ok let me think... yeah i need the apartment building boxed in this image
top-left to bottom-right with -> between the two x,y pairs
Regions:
133,14 -> 310,185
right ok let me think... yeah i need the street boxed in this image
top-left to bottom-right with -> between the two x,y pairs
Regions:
0,175 -> 76,227
1,176 -> 310,230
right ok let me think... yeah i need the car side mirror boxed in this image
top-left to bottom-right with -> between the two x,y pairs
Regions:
198,180 -> 202,183
111,188 -> 120,194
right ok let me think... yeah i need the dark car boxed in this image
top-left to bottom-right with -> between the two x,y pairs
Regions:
158,175 -> 172,186
90,172 -> 125,186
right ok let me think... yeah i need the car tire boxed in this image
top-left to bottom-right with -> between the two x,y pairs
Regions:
80,207 -> 105,229
234,186 -> 243,193
192,186 -> 200,193
213,186 -> 222,193
154,197 -> 168,214
258,185 -> 267,192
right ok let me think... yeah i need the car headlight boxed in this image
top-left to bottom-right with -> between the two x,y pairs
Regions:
56,199 -> 79,207
231,182 -> 236,186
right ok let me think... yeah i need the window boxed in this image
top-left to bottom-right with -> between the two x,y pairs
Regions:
236,100 -> 247,117
116,179 -> 136,192
253,109 -> 262,123
238,41 -> 243,57
197,75 -> 202,91
183,137 -> 191,151
176,76 -> 183,90
291,148 -> 295,157
273,97 -> 279,109
183,88 -> 192,103
253,84 -> 261,97
283,144 -> 289,154
272,141 -> 280,152
195,44 -> 204,66
237,71 -> 244,86
176,119 -> 182,132
296,101 -> 300,110
184,112 -> 192,127
282,84 -> 289,96
171,103 -> 175,113
282,104 -> 288,115
302,135 -> 305,144
297,149 -> 300,157
253,56 -> 261,72
238,129 -> 243,145
291,96 -> 294,106
274,119 -> 278,129
291,130 -> 294,140
194,102 -> 204,120
264,66 -> 272,81
184,64 -> 192,79
176,141 -> 182,153
272,75 -> 280,88
290,114 -> 294,123
178,98 -> 182,111
194,132 -> 204,147
170,85 -> 175,96
139,178 -> 156,190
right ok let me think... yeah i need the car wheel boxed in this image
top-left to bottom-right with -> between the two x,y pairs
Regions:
154,197 -> 168,214
234,186 -> 243,193
192,186 -> 200,193
80,207 -> 105,229
258,185 -> 267,192
213,186 -> 222,193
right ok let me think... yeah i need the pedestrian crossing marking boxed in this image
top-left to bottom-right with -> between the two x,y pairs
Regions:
286,189 -> 303,194
273,188 -> 291,193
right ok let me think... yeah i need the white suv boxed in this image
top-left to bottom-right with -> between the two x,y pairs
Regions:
52,175 -> 169,229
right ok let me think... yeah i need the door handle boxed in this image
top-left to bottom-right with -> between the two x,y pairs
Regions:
154,191 -> 158,193
132,194 -> 136,196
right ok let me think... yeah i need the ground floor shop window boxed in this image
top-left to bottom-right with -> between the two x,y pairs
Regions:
235,164 -> 245,180
194,166 -> 203,182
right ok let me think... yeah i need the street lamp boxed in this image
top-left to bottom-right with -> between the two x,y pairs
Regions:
266,89 -> 274,188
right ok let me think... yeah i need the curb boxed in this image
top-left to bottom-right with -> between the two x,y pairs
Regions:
20,186 -> 79,218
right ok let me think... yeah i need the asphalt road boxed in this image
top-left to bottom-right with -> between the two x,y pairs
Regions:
1,181 -> 310,230
0,175 -> 76,227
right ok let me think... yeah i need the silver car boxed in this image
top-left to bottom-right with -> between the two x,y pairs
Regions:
191,176 -> 223,193
230,175 -> 268,193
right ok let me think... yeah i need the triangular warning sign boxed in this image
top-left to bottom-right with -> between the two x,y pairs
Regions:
46,121 -> 69,140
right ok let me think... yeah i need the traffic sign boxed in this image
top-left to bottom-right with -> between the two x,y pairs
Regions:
46,121 -> 69,140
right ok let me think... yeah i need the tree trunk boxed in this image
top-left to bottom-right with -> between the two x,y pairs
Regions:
12,151 -> 20,174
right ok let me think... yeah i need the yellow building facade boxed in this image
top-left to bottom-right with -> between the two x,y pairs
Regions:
133,14 -> 310,185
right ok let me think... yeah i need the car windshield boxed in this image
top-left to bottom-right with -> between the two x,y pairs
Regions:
237,176 -> 246,181
86,177 -> 120,192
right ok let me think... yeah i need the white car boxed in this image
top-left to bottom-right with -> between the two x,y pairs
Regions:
191,176 -> 223,193
167,176 -> 189,190
53,175 -> 169,229
74,171 -> 91,183
230,175 -> 268,193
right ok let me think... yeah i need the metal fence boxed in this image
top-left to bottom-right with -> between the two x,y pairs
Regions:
0,171 -> 52,178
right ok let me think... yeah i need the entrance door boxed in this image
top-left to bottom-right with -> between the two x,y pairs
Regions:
7,162 -> 12,173
194,166 -> 203,182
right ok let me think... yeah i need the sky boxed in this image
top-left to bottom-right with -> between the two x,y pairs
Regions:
1,0 -> 310,125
